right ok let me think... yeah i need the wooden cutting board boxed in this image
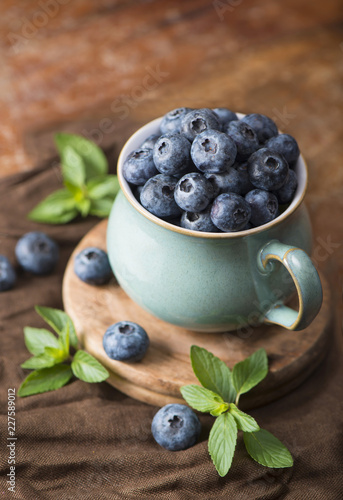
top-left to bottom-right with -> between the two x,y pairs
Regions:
62,219 -> 332,410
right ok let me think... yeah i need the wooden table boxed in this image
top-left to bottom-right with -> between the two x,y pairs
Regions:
1,0 -> 342,301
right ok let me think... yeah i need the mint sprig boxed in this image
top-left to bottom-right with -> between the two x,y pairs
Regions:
18,307 -> 109,397
181,346 -> 293,477
28,133 -> 119,224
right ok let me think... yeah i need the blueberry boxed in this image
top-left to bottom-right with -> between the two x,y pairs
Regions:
181,108 -> 221,142
74,247 -> 112,285
273,169 -> 298,204
211,193 -> 251,232
140,174 -> 182,218
15,232 -> 59,275
103,321 -> 149,362
234,162 -> 255,195
151,404 -> 201,451
191,129 -> 237,173
204,168 -> 242,195
241,113 -> 278,143
174,172 -> 214,212
0,256 -> 16,292
123,148 -> 158,186
245,189 -> 279,226
248,148 -> 289,191
160,107 -> 192,134
133,184 -> 144,201
212,108 -> 238,128
225,120 -> 259,161
180,205 -> 218,232
153,134 -> 191,176
265,133 -> 300,167
140,134 -> 160,150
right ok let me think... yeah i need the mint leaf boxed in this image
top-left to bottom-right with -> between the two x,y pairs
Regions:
18,365 -> 73,397
21,345 -> 66,370
180,385 -> 229,415
208,412 -> 237,477
59,323 -> 70,356
24,327 -> 60,355
35,306 -> 78,349
190,345 -> 236,404
232,348 -> 268,400
244,429 -> 293,468
229,403 -> 260,432
28,189 -> 78,224
89,197 -> 114,217
55,133 -> 108,180
71,350 -> 109,383
75,197 -> 91,217
60,146 -> 86,187
87,175 -> 119,200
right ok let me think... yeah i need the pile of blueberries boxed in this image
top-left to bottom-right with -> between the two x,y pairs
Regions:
123,108 -> 300,232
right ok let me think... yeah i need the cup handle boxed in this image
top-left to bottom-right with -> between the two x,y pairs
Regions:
258,240 -> 323,330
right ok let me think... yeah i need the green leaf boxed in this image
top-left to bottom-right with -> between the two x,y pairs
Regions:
28,188 -> 78,224
87,175 -> 119,200
35,306 -> 78,349
59,322 -> 70,356
89,197 -> 114,217
243,429 -> 293,468
75,197 -> 91,217
180,385 -> 229,415
18,365 -> 73,397
71,350 -> 109,383
60,146 -> 87,187
190,345 -> 236,404
24,327 -> 60,355
232,348 -> 268,399
208,412 -> 238,477
20,345 -> 66,370
55,133 -> 108,180
229,403 -> 260,432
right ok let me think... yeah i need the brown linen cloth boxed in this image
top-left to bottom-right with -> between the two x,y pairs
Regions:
0,164 -> 342,500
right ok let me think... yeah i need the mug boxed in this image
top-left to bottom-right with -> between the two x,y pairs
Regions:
107,115 -> 322,332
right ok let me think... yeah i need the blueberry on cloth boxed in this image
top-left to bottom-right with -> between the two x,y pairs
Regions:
160,107 -> 192,135
191,129 -> 237,174
211,193 -> 251,232
0,256 -> 16,291
174,172 -> 214,213
245,189 -> 279,226
151,404 -> 201,451
247,148 -> 289,191
181,108 -> 221,142
139,134 -> 160,150
273,169 -> 298,205
265,133 -> 300,167
140,174 -> 182,218
122,148 -> 158,186
212,108 -> 238,128
15,232 -> 59,275
225,120 -> 259,161
74,247 -> 112,285
153,134 -> 191,176
180,205 -> 218,232
241,113 -> 278,143
103,321 -> 149,362
204,168 -> 242,196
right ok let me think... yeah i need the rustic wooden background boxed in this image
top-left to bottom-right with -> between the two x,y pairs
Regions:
1,0 -> 342,303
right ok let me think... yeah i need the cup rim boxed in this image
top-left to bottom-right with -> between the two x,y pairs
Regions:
117,114 -> 308,239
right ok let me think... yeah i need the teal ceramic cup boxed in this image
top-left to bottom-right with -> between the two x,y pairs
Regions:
107,116 -> 322,332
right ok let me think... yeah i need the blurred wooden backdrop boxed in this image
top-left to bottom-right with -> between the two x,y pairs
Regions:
0,0 -> 342,290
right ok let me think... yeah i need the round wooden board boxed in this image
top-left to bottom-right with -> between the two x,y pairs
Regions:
63,220 -> 332,410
